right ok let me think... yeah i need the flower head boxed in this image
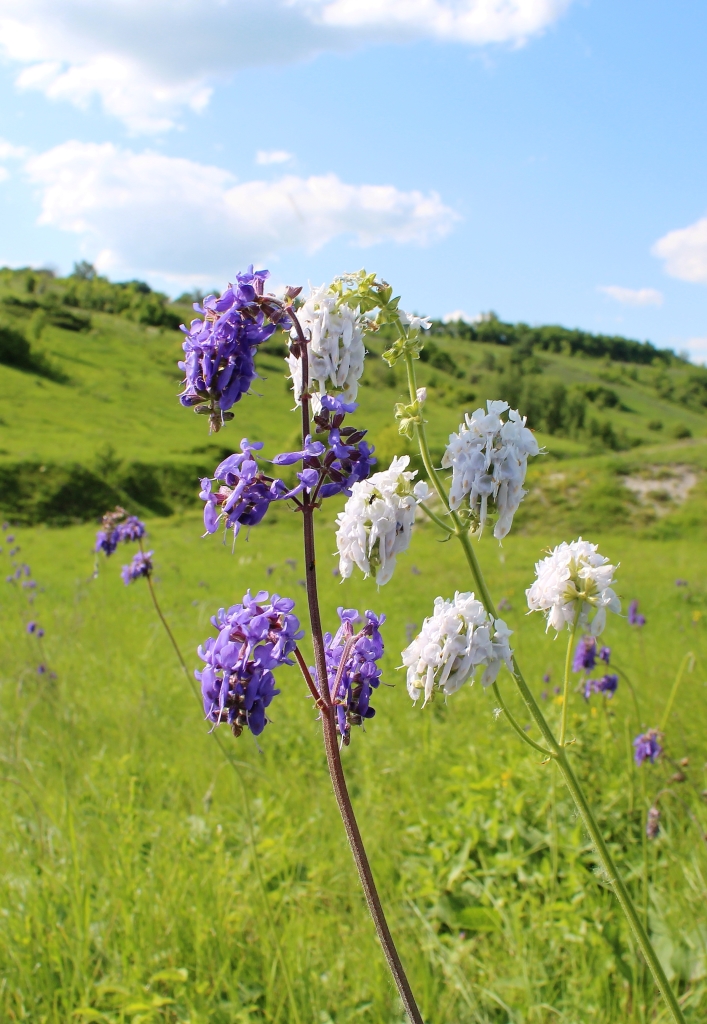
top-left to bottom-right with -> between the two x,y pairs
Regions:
179,267 -> 287,433
441,400 -> 540,540
633,729 -> 662,765
583,673 -> 618,699
195,591 -> 303,737
287,282 -> 366,413
573,635 -> 597,672
628,599 -> 646,627
200,440 -> 288,538
526,538 -> 620,635
335,456 -> 430,585
273,423 -> 376,501
316,607 -> 385,744
599,645 -> 611,664
646,806 -> 660,839
96,508 -> 147,556
402,591 -> 513,705
121,551 -> 153,584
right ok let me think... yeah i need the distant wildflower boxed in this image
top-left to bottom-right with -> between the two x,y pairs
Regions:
543,672 -> 551,683
118,516 -> 146,542
583,674 -> 618,699
402,591 -> 513,705
633,729 -> 662,765
573,635 -> 597,672
335,456 -> 430,585
316,607 -> 385,744
121,551 -> 153,584
195,591 -> 303,737
628,600 -> 646,627
646,806 -> 661,839
599,645 -> 611,664
287,282 -> 366,413
179,267 -> 287,432
96,508 -> 147,556
26,621 -> 37,634
442,400 -> 540,540
200,440 -> 288,538
526,538 -> 620,635
675,579 -> 688,587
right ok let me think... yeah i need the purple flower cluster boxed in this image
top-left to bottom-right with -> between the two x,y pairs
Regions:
316,607 -> 385,744
583,673 -> 618,699
628,600 -> 646,627
196,591 -> 303,737
273,416 -> 375,501
95,509 -> 146,556
26,620 -> 45,638
178,267 -> 289,433
573,636 -> 611,673
121,551 -> 153,584
200,440 -> 288,538
634,729 -> 662,765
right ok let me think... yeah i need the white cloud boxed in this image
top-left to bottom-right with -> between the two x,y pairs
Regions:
599,285 -> 664,307
681,337 -> 707,366
256,150 -> 294,165
443,309 -> 477,323
24,140 -> 457,281
652,217 -> 707,284
0,0 -> 573,132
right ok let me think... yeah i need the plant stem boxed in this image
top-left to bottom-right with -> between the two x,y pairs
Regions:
660,651 -> 693,732
293,313 -> 423,1024
403,352 -> 686,1024
490,680 -> 552,758
560,612 -> 580,747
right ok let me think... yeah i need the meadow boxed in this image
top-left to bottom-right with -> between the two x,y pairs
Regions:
1,267 -> 707,1022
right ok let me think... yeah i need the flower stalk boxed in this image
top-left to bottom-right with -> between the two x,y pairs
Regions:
403,351 -> 686,1024
290,307 -> 423,1024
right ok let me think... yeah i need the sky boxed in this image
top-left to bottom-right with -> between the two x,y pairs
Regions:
0,0 -> 706,358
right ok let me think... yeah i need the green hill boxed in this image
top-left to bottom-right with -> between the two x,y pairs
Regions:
2,265 -> 707,535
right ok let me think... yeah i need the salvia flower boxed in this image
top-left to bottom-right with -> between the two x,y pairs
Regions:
121,551 -> 153,584
628,599 -> 646,627
96,508 -> 147,555
335,456 -> 430,585
316,607 -> 385,744
583,674 -> 619,699
573,635 -> 597,672
402,591 -> 513,705
287,282 -> 366,412
646,806 -> 661,839
273,422 -> 376,501
526,538 -> 620,635
599,645 -> 611,664
179,267 -> 287,432
441,400 -> 540,540
633,729 -> 662,765
200,440 -> 288,538
195,591 -> 303,737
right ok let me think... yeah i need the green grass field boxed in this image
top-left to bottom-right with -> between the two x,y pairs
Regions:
2,268 -> 707,1022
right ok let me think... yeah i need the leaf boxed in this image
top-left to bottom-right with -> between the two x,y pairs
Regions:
148,967 -> 188,985
456,907 -> 502,932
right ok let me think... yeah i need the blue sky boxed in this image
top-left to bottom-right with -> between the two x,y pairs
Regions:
0,0 -> 706,357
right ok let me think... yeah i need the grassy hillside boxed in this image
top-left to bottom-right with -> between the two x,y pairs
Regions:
2,266 -> 707,535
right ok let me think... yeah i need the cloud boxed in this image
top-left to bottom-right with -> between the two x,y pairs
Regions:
256,150 -> 294,166
652,217 -> 707,284
24,140 -> 457,281
443,309 -> 477,323
0,0 -> 573,132
679,337 -> 707,366
599,285 -> 664,307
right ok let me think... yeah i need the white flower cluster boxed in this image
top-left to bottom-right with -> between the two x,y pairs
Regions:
402,591 -> 513,704
399,310 -> 432,333
288,283 -> 366,411
441,400 -> 540,540
526,538 -> 621,635
335,456 -> 430,586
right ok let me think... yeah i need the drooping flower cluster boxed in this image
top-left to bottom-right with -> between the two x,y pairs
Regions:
316,607 -> 385,744
634,729 -> 662,765
583,674 -> 618,699
121,550 -> 153,584
628,599 -> 646,627
179,267 -> 288,433
200,441 -> 288,538
335,456 -> 430,585
526,538 -> 620,635
441,400 -> 540,540
287,282 -> 366,412
95,508 -> 146,555
402,591 -> 513,705
195,591 -> 303,737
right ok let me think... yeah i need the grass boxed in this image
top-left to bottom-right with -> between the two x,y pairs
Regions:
1,507 -> 707,1023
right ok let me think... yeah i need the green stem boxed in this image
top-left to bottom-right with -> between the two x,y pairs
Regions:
560,611 -> 580,747
491,680 -> 552,758
403,354 -> 686,1024
660,651 -> 693,733
419,501 -> 454,534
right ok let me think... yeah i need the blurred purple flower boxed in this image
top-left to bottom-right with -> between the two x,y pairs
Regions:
121,551 -> 153,584
583,674 -> 618,699
573,635 -> 597,672
675,579 -> 688,587
628,600 -> 646,627
26,621 -> 37,634
599,645 -> 611,664
195,590 -> 303,737
633,729 -> 662,765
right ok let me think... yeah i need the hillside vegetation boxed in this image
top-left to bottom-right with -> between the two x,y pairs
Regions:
2,265 -> 707,535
